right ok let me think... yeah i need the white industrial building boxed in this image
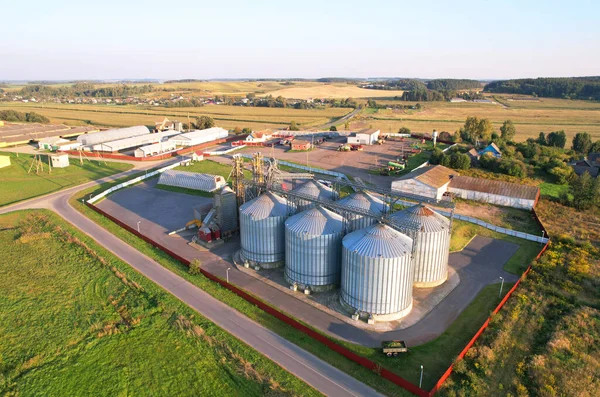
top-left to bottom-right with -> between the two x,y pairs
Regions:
38,137 -> 69,150
447,176 -> 540,210
391,165 -> 457,200
157,170 -> 227,192
77,125 -> 150,147
347,128 -> 380,145
168,127 -> 228,147
56,140 -> 82,151
92,130 -> 179,152
134,140 -> 178,158
50,153 -> 70,168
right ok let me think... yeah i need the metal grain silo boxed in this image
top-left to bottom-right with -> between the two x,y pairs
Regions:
213,186 -> 238,235
388,204 -> 450,287
340,223 -> 414,321
291,180 -> 335,211
336,191 -> 387,232
284,206 -> 345,291
239,191 -> 293,268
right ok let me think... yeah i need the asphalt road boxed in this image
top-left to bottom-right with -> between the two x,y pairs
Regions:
0,166 -> 383,397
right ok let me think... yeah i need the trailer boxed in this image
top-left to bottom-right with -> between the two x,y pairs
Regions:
382,340 -> 408,357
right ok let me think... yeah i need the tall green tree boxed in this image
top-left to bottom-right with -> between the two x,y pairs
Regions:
536,132 -> 547,146
194,116 -> 215,130
589,140 -> 600,153
572,132 -> 592,154
570,171 -> 598,210
547,130 -> 567,148
500,120 -> 516,141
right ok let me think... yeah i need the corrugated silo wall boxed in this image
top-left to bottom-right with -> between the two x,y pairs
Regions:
346,214 -> 376,233
409,229 -> 450,286
240,213 -> 286,263
285,227 -> 344,287
340,248 -> 414,315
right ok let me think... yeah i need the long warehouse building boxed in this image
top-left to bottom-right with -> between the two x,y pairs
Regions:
77,125 -> 150,147
168,127 -> 228,147
92,130 -> 179,152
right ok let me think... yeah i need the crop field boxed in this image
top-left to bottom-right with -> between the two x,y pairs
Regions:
358,96 -> 600,141
0,102 -> 350,131
0,151 -> 132,207
0,210 -> 316,397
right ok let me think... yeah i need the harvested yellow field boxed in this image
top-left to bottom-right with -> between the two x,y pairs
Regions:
265,84 -> 404,99
362,97 -> 600,141
0,103 -> 350,130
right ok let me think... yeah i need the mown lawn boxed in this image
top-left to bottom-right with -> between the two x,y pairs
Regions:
0,151 -> 133,206
0,210 -> 318,397
70,172 -> 542,393
174,159 -> 252,180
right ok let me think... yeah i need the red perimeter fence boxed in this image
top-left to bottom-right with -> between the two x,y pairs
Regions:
86,200 -> 550,397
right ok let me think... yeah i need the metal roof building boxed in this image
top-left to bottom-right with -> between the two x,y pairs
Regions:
448,176 -> 540,209
157,170 -> 226,192
92,130 -> 179,152
239,192 -> 295,267
77,125 -> 150,146
391,165 -> 458,200
340,223 -> 414,321
134,140 -> 177,158
284,206 -> 345,291
388,204 -> 450,287
168,127 -> 228,147
336,191 -> 388,232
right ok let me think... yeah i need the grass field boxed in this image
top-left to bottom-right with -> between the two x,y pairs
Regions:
0,210 -> 318,397
67,169 -> 544,393
0,151 -> 133,207
355,95 -> 600,141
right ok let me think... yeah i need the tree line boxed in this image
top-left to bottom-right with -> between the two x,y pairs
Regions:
18,83 -> 155,98
0,110 -> 49,123
484,76 -> 600,100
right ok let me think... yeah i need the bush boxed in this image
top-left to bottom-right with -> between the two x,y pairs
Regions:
329,125 -> 337,131
189,259 -> 202,275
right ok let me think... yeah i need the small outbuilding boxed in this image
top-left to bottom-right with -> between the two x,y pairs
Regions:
291,139 -> 313,151
479,143 -> 502,158
391,165 -> 458,200
50,153 -> 70,168
0,155 -> 11,169
347,128 -> 380,145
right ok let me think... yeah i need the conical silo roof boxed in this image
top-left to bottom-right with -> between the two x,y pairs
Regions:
239,191 -> 289,219
337,191 -> 387,215
388,204 -> 449,233
342,223 -> 412,258
285,206 -> 344,236
291,180 -> 334,201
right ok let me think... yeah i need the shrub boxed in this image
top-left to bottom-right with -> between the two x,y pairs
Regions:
189,259 -> 202,275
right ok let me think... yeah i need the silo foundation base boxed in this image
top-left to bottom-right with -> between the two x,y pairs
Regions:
284,273 -> 337,292
240,251 -> 284,269
414,272 -> 448,289
340,298 -> 413,323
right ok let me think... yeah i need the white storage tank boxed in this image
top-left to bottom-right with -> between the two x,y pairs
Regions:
291,180 -> 335,211
388,204 -> 450,287
340,223 -> 414,321
239,192 -> 294,268
336,191 -> 387,232
284,206 -> 345,291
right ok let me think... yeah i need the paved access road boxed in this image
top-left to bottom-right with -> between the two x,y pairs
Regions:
0,166 -> 383,397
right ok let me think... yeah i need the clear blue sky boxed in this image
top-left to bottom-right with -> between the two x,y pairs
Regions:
1,0 -> 598,80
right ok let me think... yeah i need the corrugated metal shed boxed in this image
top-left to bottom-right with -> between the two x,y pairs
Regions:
340,223 -> 414,317
449,176 -> 539,200
77,125 -> 150,146
157,170 -> 226,192
285,206 -> 345,289
134,140 -> 177,157
213,186 -> 238,234
92,130 -> 178,152
336,191 -> 387,232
